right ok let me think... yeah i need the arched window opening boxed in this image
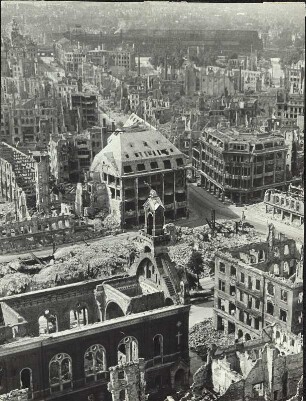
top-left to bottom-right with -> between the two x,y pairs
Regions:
147,213 -> 154,236
118,336 -> 138,364
284,245 -> 289,255
49,353 -> 72,393
20,368 -> 33,399
105,302 -> 125,320
70,305 -> 88,328
119,389 -> 126,400
238,330 -> 243,339
165,298 -> 174,306
245,333 -> 251,341
84,345 -> 106,382
273,264 -> 280,276
39,310 -> 58,335
153,334 -> 163,365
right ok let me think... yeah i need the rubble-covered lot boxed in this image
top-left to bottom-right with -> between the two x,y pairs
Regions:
0,234 -> 140,296
189,318 -> 235,357
0,221 -> 260,296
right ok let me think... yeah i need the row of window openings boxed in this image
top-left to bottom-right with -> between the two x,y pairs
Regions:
266,302 -> 288,322
218,269 -> 261,291
123,158 -> 183,174
14,336 -> 163,396
238,311 -> 261,329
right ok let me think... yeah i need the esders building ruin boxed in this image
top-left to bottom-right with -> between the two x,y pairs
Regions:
91,122 -> 188,228
0,191 -> 191,401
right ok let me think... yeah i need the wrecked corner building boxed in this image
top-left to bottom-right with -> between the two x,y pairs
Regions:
264,185 -> 304,226
90,124 -> 188,227
213,224 -> 303,341
203,324 -> 303,401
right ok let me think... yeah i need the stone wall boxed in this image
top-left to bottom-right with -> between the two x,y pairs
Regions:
1,278 -> 106,338
0,215 -> 75,254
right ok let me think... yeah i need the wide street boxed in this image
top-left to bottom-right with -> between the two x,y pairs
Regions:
183,184 -> 303,242
183,183 -> 240,227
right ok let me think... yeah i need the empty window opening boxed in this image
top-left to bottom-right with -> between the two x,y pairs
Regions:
280,309 -> 287,322
124,165 -> 133,173
218,280 -> 225,292
84,344 -> 106,382
267,301 -> 274,315
69,306 -> 88,328
117,336 -> 138,364
39,310 -> 58,335
150,161 -> 158,169
153,334 -> 163,359
118,370 -> 125,379
49,353 -> 72,393
137,163 -> 146,171
219,262 -> 225,273
281,290 -> 288,302
20,368 -> 33,397
267,282 -> 274,295
163,160 -> 171,169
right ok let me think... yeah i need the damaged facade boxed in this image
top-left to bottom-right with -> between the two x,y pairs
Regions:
213,224 -> 303,341
0,141 -> 50,218
207,324 -> 303,401
0,192 -> 191,401
264,185 -> 304,226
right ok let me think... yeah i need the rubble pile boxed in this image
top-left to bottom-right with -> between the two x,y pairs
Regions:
0,221 -> 259,296
0,235 -> 140,296
169,223 -> 260,277
189,318 -> 235,357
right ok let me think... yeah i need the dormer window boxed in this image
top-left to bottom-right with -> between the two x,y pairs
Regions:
176,158 -> 184,167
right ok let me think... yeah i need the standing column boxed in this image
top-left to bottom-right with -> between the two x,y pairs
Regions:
173,170 -> 176,220
135,177 -> 139,226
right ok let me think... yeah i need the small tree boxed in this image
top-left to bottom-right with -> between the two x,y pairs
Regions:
187,250 -> 204,288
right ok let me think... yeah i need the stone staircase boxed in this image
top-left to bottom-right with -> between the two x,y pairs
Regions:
163,275 -> 176,297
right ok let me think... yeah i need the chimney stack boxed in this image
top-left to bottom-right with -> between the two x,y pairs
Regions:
138,54 -> 140,77
165,54 -> 168,80
111,121 -> 115,131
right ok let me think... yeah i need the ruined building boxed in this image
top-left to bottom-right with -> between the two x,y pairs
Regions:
0,192 -> 191,400
0,142 -> 50,218
198,323 -> 303,401
192,126 -> 289,204
213,224 -> 303,342
264,185 -> 304,226
91,124 -> 188,227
